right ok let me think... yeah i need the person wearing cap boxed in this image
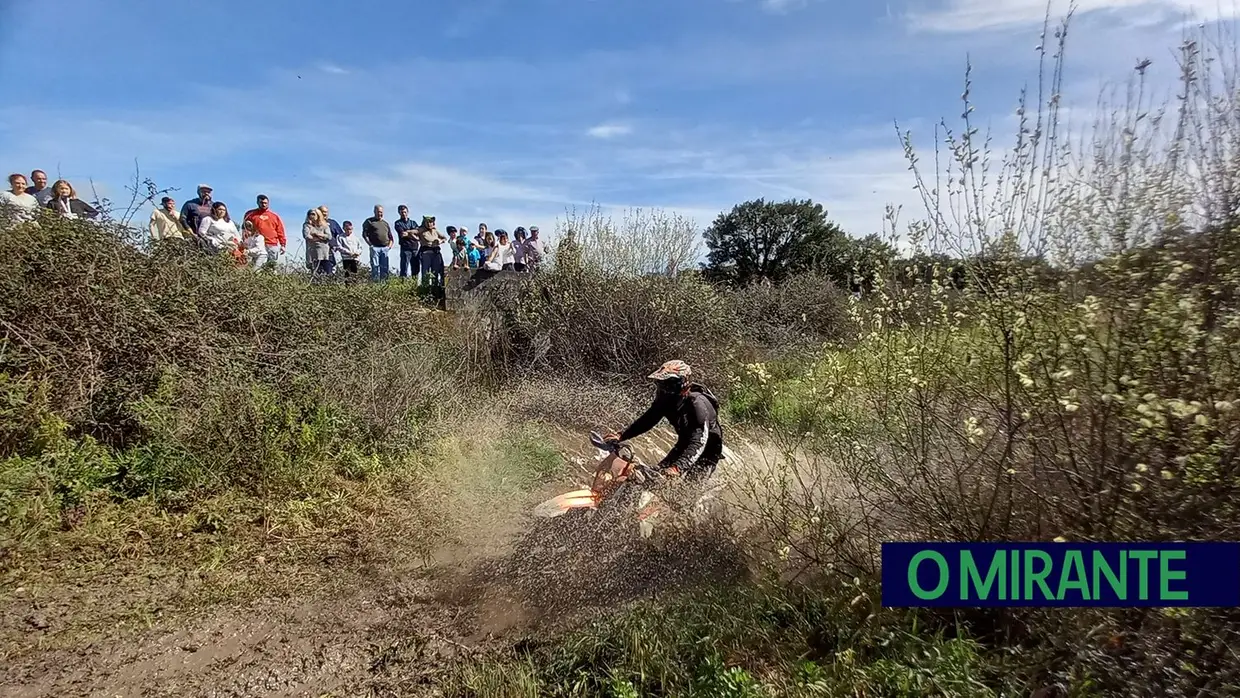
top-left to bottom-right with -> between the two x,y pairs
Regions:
179,184 -> 214,242
524,226 -> 546,272
456,225 -> 483,270
603,360 -> 724,485
416,215 -> 447,286
448,225 -> 468,270
149,195 -> 189,241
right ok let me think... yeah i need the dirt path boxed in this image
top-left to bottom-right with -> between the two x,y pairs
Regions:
1,560 -> 520,697
0,528 -> 747,698
0,414 -> 777,697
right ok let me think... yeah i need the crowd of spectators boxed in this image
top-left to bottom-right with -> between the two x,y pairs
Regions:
3,171 -> 550,287
1,169 -> 101,221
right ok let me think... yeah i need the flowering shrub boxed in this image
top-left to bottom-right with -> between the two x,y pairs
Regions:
734,17 -> 1240,696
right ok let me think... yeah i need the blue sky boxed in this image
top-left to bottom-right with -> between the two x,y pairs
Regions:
0,0 -> 1233,260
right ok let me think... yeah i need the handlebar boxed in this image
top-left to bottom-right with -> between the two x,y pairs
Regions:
589,430 -> 648,491
587,430 -> 681,495
589,430 -> 618,453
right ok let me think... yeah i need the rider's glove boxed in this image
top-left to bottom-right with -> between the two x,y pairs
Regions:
603,432 -> 621,444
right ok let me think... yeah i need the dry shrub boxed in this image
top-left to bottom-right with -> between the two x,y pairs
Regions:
480,262 -> 744,387
727,272 -> 855,352
460,203 -> 857,392
0,214 -> 465,443
552,203 -> 703,277
0,212 -> 471,557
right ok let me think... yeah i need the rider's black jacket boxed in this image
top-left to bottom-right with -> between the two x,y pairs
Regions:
618,383 -> 723,477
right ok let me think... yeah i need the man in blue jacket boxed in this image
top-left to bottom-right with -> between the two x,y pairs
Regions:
179,184 -> 213,247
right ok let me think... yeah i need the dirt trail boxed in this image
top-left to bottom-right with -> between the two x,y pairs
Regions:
0,411 -> 777,697
1,559 -> 507,697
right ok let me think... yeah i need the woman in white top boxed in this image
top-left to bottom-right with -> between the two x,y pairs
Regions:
489,229 -> 517,271
479,230 -> 499,270
1,173 -> 39,219
512,227 -> 528,270
491,230 -> 515,271
197,201 -> 242,256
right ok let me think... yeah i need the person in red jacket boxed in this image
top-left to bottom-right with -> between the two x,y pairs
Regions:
243,194 -> 286,269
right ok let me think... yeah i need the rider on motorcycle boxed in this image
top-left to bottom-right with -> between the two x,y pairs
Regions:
605,360 -> 724,486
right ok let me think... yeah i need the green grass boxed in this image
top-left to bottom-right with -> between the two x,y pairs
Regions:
443,583 -> 1025,698
500,429 -> 564,484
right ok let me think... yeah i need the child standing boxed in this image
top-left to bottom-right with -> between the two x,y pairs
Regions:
334,220 -> 364,277
241,220 -> 265,268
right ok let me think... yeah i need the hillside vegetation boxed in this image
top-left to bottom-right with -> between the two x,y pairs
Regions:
3,17 -> 1240,698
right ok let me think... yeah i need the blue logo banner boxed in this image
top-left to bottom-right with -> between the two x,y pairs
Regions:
881,542 -> 1240,607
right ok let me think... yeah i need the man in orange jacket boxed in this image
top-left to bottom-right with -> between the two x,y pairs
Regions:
243,194 -> 286,269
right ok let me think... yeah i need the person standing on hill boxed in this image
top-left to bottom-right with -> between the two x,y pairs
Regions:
363,204 -> 393,281
478,229 -> 499,270
180,184 -> 214,241
243,194 -> 287,269
27,170 -> 52,206
394,204 -> 420,282
512,227 -> 529,271
524,226 -> 546,272
196,201 -> 241,256
417,215 -> 447,286
302,208 -> 333,276
491,229 -> 517,271
149,196 -> 189,241
318,205 -> 344,274
44,180 -> 99,220
240,219 -> 267,267
335,220 -> 363,277
450,226 -> 471,270
1,173 -> 39,219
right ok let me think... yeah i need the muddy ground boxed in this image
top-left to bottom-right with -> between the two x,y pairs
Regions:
3,560 -> 481,697
0,417 -> 773,697
0,512 -> 748,698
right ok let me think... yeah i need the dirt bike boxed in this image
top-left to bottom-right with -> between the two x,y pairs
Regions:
531,430 -> 723,541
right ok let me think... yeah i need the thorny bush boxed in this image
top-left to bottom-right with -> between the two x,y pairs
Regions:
478,262 -> 743,387
465,269 -> 855,393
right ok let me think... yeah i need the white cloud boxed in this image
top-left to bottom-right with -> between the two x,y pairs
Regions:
586,123 -> 633,139
908,0 -> 1237,33
762,0 -> 810,12
318,62 -> 349,75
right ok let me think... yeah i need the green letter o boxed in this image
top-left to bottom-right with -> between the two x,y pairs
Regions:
908,551 -> 950,600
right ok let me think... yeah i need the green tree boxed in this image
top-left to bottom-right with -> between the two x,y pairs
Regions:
702,198 -> 849,286
828,233 -> 897,292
